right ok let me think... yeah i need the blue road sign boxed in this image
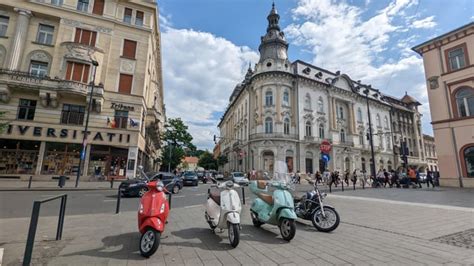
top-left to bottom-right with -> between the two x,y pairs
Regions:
322,154 -> 330,162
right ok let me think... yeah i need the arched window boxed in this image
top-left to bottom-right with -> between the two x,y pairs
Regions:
305,121 -> 312,137
384,116 -> 389,128
376,114 -> 381,127
318,124 -> 325,139
283,91 -> 289,106
265,117 -> 273,133
359,131 -> 364,146
455,87 -> 474,117
338,106 -> 344,119
265,91 -> 273,106
463,146 -> 474,177
284,118 -> 290,135
357,107 -> 363,122
340,129 -> 346,143
317,97 -> 324,113
304,93 -> 311,109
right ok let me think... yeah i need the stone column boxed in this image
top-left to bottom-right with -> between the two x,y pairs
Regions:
7,8 -> 32,70
350,103 -> 356,134
35,141 -> 46,176
331,97 -> 336,130
258,88 -> 263,125
275,86 -> 282,123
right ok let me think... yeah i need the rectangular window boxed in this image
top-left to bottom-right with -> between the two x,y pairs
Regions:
65,62 -> 90,83
448,47 -> 466,71
30,61 -> 48,77
74,28 -> 97,47
61,104 -> 85,125
77,0 -> 89,12
92,0 -> 104,15
51,0 -> 63,6
36,24 -> 54,45
0,16 -> 8,37
17,99 -> 37,120
135,11 -> 144,26
122,39 -> 137,59
123,8 -> 132,23
114,110 -> 128,129
118,73 -> 133,94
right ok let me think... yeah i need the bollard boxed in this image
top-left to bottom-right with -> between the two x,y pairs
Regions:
341,180 -> 344,192
28,176 -> 33,189
353,181 -> 356,190
329,184 -> 332,193
115,188 -> 121,214
241,186 -> 245,205
110,178 -> 114,189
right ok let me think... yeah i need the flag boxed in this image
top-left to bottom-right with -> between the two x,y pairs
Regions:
107,117 -> 116,128
130,118 -> 139,127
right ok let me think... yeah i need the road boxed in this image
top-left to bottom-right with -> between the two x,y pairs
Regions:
0,182 -> 235,219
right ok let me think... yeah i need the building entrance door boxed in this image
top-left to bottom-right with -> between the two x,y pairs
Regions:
263,151 -> 274,173
305,158 -> 313,174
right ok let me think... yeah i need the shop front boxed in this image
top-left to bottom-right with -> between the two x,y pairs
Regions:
88,145 -> 128,180
0,139 -> 41,175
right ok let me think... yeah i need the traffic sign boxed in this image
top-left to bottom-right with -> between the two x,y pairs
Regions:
322,154 -> 330,162
320,140 -> 332,153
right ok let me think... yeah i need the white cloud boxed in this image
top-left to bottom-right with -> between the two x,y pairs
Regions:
285,0 -> 434,135
161,28 -> 259,150
411,16 -> 437,29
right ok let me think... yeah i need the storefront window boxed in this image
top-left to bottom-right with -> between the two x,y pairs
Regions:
41,142 -> 81,175
88,145 -> 128,179
0,140 -> 40,174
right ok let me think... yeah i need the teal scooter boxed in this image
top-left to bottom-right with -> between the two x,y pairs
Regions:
249,178 -> 297,241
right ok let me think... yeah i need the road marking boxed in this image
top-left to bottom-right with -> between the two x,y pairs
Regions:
84,194 -> 101,196
40,195 -> 57,197
184,204 -> 202,209
0,248 -> 3,265
173,195 -> 185,198
194,193 -> 206,196
329,194 -> 474,212
103,199 -> 116,202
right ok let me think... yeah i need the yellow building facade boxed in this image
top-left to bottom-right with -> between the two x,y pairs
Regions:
0,0 -> 165,180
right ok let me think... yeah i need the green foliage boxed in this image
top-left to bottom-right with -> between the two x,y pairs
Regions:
160,118 -> 194,171
217,155 -> 228,166
198,151 -> 217,170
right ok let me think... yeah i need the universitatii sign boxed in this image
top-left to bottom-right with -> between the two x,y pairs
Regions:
2,124 -> 133,145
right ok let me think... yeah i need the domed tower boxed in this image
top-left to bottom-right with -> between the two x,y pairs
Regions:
256,3 -> 291,73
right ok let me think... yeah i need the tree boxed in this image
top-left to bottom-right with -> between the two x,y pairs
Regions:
198,151 -> 217,170
160,118 -> 194,171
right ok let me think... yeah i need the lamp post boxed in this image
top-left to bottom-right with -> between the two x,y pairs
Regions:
75,60 -> 99,188
363,87 -> 377,182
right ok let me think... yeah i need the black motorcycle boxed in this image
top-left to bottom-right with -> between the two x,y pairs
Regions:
294,180 -> 340,232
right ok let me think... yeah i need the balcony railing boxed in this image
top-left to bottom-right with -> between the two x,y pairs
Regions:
0,68 -> 104,96
249,133 -> 298,140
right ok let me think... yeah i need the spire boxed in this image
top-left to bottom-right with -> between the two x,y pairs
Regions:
258,2 -> 289,63
267,1 -> 280,32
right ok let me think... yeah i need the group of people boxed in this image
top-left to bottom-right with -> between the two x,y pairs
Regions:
306,167 -> 438,189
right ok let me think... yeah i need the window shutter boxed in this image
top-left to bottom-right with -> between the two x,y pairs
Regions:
74,28 -> 81,43
82,64 -> 90,83
90,31 -> 97,47
92,0 -> 104,15
124,8 -> 132,17
66,62 -> 73,80
123,40 -> 137,59
71,63 -> 83,82
119,74 -> 133,94
81,30 -> 91,45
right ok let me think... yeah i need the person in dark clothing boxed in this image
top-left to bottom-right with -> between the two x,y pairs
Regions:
344,170 -> 350,186
383,169 -> 389,188
415,169 -> 422,188
329,171 -> 339,187
426,171 -> 435,188
315,171 -> 322,184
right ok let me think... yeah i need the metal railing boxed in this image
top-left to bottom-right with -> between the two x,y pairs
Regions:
23,194 -> 67,266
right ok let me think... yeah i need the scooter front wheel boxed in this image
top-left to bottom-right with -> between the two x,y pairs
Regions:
140,228 -> 160,258
228,222 -> 240,248
279,218 -> 296,241
251,211 -> 263,228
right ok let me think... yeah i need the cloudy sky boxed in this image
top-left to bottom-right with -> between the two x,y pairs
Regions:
158,0 -> 473,150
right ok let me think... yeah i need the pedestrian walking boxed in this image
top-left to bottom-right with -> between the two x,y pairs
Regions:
296,170 -> 301,184
323,169 -> 331,185
344,170 -> 350,186
315,171 -> 322,184
351,169 -> 358,186
329,171 -> 339,187
383,169 -> 389,188
415,169 -> 422,188
426,171 -> 435,188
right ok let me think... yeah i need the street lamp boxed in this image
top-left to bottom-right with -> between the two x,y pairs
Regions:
362,86 -> 377,183
75,60 -> 99,188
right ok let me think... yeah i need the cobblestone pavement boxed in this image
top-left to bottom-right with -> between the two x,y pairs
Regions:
1,192 -> 473,265
0,179 -> 116,190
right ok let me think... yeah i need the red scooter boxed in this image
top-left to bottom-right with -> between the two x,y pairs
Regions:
137,170 -> 172,258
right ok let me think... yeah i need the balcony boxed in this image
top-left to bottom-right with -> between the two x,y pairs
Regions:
249,133 -> 298,140
0,68 -> 104,104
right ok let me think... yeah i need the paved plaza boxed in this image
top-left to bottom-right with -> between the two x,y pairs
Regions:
1,183 -> 473,265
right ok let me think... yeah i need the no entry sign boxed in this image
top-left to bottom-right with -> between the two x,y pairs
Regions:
320,140 -> 332,154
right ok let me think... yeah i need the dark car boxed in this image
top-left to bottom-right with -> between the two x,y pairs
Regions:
119,172 -> 183,197
183,171 -> 198,186
196,171 -> 205,182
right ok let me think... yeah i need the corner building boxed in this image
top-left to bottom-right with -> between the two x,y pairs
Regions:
218,4 -> 430,176
0,0 -> 165,180
413,22 -> 474,188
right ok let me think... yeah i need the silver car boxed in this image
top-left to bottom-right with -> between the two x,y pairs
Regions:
231,172 -> 249,186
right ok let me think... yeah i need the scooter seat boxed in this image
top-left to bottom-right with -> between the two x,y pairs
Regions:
257,192 -> 273,205
209,190 -> 221,205
257,180 -> 267,189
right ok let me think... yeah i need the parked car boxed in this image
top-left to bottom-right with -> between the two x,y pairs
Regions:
196,171 -> 205,182
119,172 -> 182,197
231,172 -> 249,186
216,172 -> 225,180
183,171 -> 199,186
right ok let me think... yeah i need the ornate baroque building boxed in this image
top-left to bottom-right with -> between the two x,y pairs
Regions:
0,0 -> 165,180
218,4 -> 431,175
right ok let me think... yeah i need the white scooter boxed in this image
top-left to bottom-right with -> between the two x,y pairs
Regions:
204,180 -> 242,248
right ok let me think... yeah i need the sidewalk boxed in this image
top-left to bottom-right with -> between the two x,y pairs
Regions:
1,193 -> 473,265
0,179 -> 117,191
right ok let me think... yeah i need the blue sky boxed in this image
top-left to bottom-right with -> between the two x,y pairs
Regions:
158,0 -> 473,150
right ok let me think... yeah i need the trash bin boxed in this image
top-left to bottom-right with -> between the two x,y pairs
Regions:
58,175 -> 67,188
